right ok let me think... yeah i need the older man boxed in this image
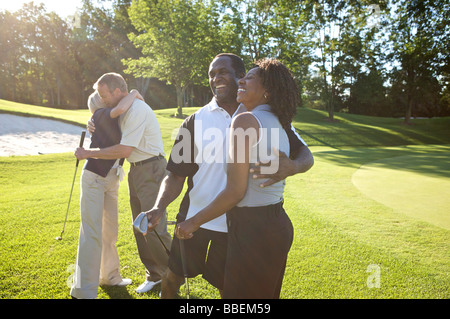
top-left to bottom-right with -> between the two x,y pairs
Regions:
75,73 -> 171,293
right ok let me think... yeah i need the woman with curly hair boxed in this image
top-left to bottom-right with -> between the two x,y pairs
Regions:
176,58 -> 298,298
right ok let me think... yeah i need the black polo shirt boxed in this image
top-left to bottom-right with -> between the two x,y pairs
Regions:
84,108 -> 122,177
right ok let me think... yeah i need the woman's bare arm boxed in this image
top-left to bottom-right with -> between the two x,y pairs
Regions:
109,89 -> 144,118
175,112 -> 259,239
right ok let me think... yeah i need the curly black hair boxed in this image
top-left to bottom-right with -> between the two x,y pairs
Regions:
254,58 -> 298,130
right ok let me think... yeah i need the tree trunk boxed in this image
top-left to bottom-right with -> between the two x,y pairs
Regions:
404,62 -> 415,124
329,51 -> 335,121
137,77 -> 150,97
56,75 -> 61,106
405,94 -> 413,124
175,84 -> 184,118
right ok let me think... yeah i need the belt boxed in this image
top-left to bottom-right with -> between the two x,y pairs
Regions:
130,155 -> 164,167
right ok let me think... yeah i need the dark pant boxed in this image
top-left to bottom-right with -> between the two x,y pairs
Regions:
224,202 -> 294,299
168,228 -> 228,290
128,157 -> 171,282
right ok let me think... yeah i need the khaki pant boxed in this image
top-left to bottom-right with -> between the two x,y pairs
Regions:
70,168 -> 123,299
128,157 -> 172,282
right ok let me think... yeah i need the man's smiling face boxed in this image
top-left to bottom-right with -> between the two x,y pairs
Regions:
208,56 -> 240,107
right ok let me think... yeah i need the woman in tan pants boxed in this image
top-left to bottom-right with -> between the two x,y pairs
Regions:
70,90 -> 142,299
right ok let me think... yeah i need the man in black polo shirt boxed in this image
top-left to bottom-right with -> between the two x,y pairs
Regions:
144,53 -> 314,298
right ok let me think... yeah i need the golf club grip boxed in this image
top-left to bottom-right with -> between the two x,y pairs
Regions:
76,131 -> 86,167
79,131 -> 86,147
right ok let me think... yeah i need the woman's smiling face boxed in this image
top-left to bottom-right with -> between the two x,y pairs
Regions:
236,67 -> 267,110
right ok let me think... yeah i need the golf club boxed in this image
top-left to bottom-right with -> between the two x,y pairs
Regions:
179,239 -> 190,299
55,131 -> 86,241
133,212 -> 173,255
133,213 -> 188,297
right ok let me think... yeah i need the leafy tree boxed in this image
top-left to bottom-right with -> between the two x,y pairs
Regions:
306,0 -> 390,119
12,3 -> 48,105
265,0 -> 314,108
223,0 -> 276,61
39,12 -> 74,107
348,68 -> 389,116
1,0 -> 448,117
220,0 -> 314,108
0,3 -> 76,107
125,0 -> 238,117
387,0 -> 449,123
0,11 -> 21,101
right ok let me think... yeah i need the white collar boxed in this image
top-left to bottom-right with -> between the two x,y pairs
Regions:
206,98 -> 220,112
206,98 -> 244,118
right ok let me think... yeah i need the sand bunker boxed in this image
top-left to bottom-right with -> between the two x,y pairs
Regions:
0,114 -> 91,156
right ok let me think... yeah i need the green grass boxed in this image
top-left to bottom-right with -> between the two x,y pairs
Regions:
0,99 -> 90,128
352,149 -> 450,230
283,145 -> 449,298
0,99 -> 449,299
295,108 -> 450,148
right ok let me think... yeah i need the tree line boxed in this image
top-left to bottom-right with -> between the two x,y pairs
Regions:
0,0 -> 449,122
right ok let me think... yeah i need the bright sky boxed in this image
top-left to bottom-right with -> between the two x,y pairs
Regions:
0,0 -> 82,17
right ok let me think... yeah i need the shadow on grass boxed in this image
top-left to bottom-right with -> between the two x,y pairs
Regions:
294,108 -> 450,149
313,145 -> 450,178
101,285 -> 134,299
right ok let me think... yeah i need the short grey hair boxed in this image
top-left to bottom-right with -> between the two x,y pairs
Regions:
87,91 -> 106,114
93,72 -> 128,93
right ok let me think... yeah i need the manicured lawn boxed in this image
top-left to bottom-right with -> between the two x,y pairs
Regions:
0,100 -> 448,299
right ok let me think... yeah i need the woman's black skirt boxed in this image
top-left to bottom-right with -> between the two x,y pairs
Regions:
223,201 -> 294,299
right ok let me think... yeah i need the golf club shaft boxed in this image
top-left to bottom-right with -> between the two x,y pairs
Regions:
58,131 -> 86,239
154,230 -> 171,256
59,168 -> 78,235
179,239 -> 190,299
